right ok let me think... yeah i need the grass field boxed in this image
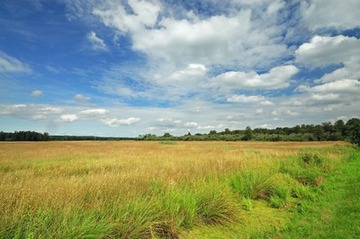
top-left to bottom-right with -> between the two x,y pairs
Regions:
0,141 -> 358,238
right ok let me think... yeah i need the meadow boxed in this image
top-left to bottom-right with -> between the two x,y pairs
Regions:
0,141 -> 358,238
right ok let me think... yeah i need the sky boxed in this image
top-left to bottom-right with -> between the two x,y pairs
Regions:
0,0 -> 360,137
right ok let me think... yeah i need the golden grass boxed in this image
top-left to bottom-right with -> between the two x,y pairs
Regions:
0,141 -> 347,204
0,141 -> 350,238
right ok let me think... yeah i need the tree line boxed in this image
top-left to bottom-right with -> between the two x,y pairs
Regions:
140,118 -> 360,146
0,131 -> 50,141
1,118 -> 359,146
0,132 -> 135,141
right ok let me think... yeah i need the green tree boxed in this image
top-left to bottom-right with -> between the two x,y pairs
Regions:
242,126 -> 253,141
313,125 -> 325,141
345,118 -> 360,146
334,119 -> 345,137
163,132 -> 172,138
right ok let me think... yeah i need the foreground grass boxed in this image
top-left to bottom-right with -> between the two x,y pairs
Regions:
277,148 -> 360,238
0,141 -> 355,238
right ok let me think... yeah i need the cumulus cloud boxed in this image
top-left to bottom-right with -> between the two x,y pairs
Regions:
60,114 -> 78,122
295,35 -> 360,98
292,34 -> 360,111
212,65 -> 299,91
227,94 -> 266,103
82,0 -> 293,106
31,90 -> 43,97
155,64 -> 207,84
0,104 -> 63,120
93,1 -> 288,69
295,35 -> 360,68
102,117 -> 141,127
301,0 -> 360,30
0,51 -> 31,73
79,108 -> 108,117
87,31 -> 107,51
300,79 -> 360,94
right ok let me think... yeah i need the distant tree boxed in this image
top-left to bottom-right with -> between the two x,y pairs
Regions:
345,118 -> 360,146
313,125 -> 325,141
334,119 -> 346,137
242,126 -> 253,141
163,132 -> 172,138
322,122 -> 334,133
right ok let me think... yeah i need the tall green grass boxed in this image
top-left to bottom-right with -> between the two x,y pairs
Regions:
277,148 -> 360,238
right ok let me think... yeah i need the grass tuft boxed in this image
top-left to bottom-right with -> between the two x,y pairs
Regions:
229,170 -> 274,200
279,153 -> 327,187
268,184 -> 290,208
195,182 -> 239,225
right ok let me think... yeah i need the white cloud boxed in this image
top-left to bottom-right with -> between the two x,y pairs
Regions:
79,108 -> 108,117
60,114 -> 78,122
101,117 -> 141,127
155,64 -> 207,83
31,90 -> 43,97
82,0 -> 294,106
212,65 -> 299,91
149,63 -> 208,98
74,94 -> 91,102
184,122 -> 198,128
197,124 -> 225,130
286,110 -> 299,116
266,0 -> 285,16
0,51 -> 31,73
295,35 -> 360,96
0,104 -> 63,120
230,0 -> 268,5
92,0 -> 161,33
93,2 -> 288,69
227,94 -> 266,103
301,0 -> 360,30
306,79 -> 360,94
87,31 -> 107,51
311,93 -> 339,101
132,11 -> 251,66
295,35 -> 360,68
260,100 -> 274,106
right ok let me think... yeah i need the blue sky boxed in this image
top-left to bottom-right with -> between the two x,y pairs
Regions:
1,0 -> 359,137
